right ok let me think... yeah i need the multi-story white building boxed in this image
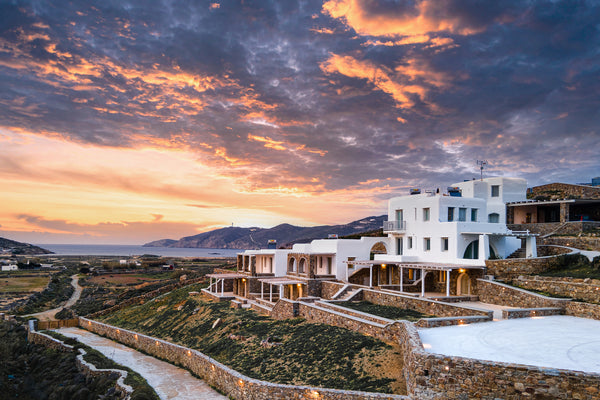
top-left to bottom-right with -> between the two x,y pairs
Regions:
206,177 -> 537,301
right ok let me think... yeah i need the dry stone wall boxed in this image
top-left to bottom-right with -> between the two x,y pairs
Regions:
529,183 -> 600,199
485,251 -> 581,278
542,236 -> 600,251
565,301 -> 600,320
476,279 -> 569,308
361,289 -> 491,319
80,318 -> 409,400
510,275 -> 600,304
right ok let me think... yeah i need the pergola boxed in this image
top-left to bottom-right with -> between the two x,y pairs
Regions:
343,260 -> 483,297
257,277 -> 305,302
206,273 -> 247,295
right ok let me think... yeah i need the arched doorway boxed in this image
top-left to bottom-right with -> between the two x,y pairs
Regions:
457,273 -> 471,295
463,240 -> 479,259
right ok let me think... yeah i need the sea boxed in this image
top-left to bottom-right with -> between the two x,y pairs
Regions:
35,244 -> 242,258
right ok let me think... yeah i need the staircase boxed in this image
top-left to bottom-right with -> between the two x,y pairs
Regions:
337,288 -> 361,301
507,247 -> 526,259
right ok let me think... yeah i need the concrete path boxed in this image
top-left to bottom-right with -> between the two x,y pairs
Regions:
58,327 -> 227,400
419,316 -> 600,374
27,274 -> 82,321
579,249 -> 600,261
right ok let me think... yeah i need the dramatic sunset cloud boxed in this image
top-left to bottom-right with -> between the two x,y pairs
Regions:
0,0 -> 598,244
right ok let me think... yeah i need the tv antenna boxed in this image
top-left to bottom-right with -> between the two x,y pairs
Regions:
477,160 -> 488,181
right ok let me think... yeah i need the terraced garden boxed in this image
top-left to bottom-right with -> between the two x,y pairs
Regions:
100,283 -> 406,394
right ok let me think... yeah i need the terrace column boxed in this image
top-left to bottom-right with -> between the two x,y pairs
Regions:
279,284 -> 284,299
446,270 -> 451,296
261,281 -> 264,300
220,279 -> 224,294
525,236 -> 537,258
269,284 -> 273,302
369,266 -> 373,288
421,271 -> 426,297
400,267 -> 403,292
209,277 -> 213,293
478,234 -> 490,261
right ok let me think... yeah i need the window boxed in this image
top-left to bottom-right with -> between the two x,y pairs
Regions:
347,257 -> 355,269
458,208 -> 467,221
442,237 -> 449,251
471,208 -> 478,222
288,258 -> 296,272
408,237 -> 413,249
424,237 -> 431,251
447,207 -> 455,221
491,185 -> 500,197
488,213 -> 500,223
395,209 -> 403,222
298,258 -> 306,274
423,208 -> 430,221
396,238 -> 403,255
326,257 -> 332,275
408,269 -> 421,281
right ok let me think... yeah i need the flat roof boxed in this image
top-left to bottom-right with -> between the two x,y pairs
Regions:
257,277 -> 306,285
344,260 -> 483,270
206,273 -> 248,279
461,231 -> 538,237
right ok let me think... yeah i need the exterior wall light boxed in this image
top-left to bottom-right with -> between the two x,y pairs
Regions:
187,350 -> 191,356
381,264 -> 387,268
444,366 -> 450,371
459,268 -> 466,273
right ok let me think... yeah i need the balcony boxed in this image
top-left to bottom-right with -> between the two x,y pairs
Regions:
383,220 -> 406,233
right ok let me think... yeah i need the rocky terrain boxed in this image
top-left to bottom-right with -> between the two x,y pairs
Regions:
144,215 -> 386,249
0,237 -> 52,255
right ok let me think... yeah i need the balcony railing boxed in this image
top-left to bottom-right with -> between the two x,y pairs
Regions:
383,220 -> 406,233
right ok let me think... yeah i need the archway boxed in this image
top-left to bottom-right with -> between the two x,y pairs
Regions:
457,273 -> 471,295
288,258 -> 296,273
370,241 -> 388,260
463,240 -> 479,259
298,258 -> 306,274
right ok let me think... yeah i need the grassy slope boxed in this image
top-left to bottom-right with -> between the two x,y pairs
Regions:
336,301 -> 436,321
100,283 -> 405,394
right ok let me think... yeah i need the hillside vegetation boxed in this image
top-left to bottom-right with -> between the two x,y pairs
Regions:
100,283 -> 405,394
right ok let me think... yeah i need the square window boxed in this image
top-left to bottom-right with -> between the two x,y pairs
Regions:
423,208 -> 430,221
491,185 -> 500,197
471,209 -> 478,222
458,208 -> 467,221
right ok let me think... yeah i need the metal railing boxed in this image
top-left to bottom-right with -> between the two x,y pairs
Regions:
383,220 -> 406,233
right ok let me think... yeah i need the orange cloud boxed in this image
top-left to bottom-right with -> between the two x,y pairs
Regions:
322,0 -> 486,39
321,54 -> 436,109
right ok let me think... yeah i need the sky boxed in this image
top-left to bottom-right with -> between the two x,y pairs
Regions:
0,0 -> 599,245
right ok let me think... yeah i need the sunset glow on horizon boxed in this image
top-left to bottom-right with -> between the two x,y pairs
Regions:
1,1 -> 598,244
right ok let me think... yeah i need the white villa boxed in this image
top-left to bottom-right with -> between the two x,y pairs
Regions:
206,177 -> 538,302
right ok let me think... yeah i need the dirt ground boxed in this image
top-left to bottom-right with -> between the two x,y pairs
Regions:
0,275 -> 50,293
87,274 -> 162,286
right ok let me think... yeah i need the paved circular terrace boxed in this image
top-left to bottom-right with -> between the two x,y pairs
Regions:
418,316 -> 600,374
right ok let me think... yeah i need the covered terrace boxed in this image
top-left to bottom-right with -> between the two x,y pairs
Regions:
204,273 -> 248,299
257,277 -> 307,302
344,260 -> 483,298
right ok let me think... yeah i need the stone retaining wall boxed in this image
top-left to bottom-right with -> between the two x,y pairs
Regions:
80,318 -> 409,400
361,289 -> 492,319
510,275 -> 600,304
484,251 -> 581,278
565,301 -> 600,320
321,281 -> 345,299
509,221 -> 600,236
398,319 -> 600,399
37,318 -> 79,330
476,279 -> 569,308
541,236 -> 600,251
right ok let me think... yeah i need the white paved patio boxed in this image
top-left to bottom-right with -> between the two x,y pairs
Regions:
418,316 -> 600,374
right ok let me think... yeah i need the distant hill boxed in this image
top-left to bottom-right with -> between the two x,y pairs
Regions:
143,215 -> 387,249
0,237 -> 53,255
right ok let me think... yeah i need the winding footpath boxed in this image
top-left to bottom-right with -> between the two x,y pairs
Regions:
58,327 -> 227,400
26,274 -> 82,321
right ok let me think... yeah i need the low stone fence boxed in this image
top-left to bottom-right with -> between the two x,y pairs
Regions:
361,289 -> 492,319
510,275 -> 600,304
80,318 -> 409,400
502,307 -> 563,319
484,251 -> 581,278
509,221 -> 600,237
536,245 -> 573,257
27,324 -> 132,398
477,279 -> 570,308
415,315 -> 491,328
